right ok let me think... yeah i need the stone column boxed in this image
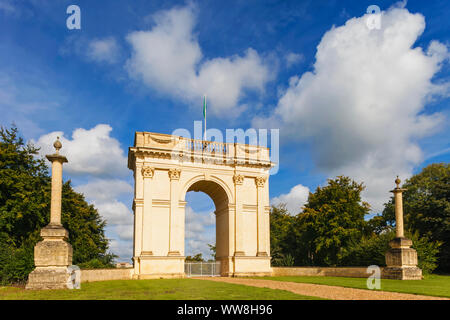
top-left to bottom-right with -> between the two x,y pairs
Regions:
392,177 -> 405,238
233,174 -> 245,256
383,176 -> 422,280
141,166 -> 154,256
26,138 -> 75,290
255,176 -> 268,257
168,168 -> 181,256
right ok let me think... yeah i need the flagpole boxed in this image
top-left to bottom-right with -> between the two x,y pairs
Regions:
203,94 -> 207,142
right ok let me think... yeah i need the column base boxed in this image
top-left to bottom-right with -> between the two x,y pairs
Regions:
26,267 -> 75,290
384,237 -> 422,280
231,255 -> 272,277
382,266 -> 422,280
135,255 -> 185,278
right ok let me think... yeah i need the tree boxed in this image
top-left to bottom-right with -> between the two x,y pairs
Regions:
294,176 -> 370,266
381,163 -> 450,272
185,253 -> 204,262
269,204 -> 297,266
0,126 -> 116,284
207,243 -> 216,260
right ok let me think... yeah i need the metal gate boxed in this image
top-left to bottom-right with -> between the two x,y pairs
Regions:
185,261 -> 221,277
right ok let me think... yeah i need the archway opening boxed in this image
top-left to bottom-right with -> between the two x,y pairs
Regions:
185,191 -> 215,261
184,179 -> 230,276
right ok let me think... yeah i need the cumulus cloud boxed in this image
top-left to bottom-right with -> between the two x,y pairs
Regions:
126,5 -> 271,117
185,206 -> 215,258
59,36 -> 121,65
271,184 -> 310,215
255,6 -> 449,212
75,179 -> 133,241
285,52 -> 304,68
109,239 -> 133,262
86,37 -> 120,64
35,124 -> 128,177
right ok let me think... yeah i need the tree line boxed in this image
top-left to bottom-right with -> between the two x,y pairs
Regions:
270,166 -> 449,274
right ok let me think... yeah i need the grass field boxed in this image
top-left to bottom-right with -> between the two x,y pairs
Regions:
0,279 -> 322,300
255,274 -> 450,298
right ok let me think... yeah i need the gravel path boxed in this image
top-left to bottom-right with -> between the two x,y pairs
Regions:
195,277 -> 449,300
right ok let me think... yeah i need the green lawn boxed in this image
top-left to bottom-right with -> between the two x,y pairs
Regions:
254,274 -> 450,298
0,279 -> 322,300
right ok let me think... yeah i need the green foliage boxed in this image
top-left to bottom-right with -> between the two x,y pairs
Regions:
293,176 -> 370,266
207,244 -> 216,260
269,204 -> 297,266
338,228 -> 441,274
0,126 -> 116,284
409,230 -> 442,274
272,253 -> 295,267
0,239 -> 34,285
381,163 -> 450,272
77,257 -> 116,269
185,253 -> 204,262
339,231 -> 394,267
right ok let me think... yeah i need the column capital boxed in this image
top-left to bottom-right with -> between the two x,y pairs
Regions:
233,174 -> 244,185
390,188 -> 407,193
141,166 -> 155,178
46,154 -> 68,164
255,176 -> 266,188
168,168 -> 181,180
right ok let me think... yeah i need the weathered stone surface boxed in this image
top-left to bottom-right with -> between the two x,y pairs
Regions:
26,268 -> 73,290
385,247 -> 418,267
384,238 -> 422,280
382,266 -> 422,280
34,239 -> 73,267
389,237 -> 413,249
40,225 -> 69,240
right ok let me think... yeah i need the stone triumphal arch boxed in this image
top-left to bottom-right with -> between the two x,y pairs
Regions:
128,132 -> 274,278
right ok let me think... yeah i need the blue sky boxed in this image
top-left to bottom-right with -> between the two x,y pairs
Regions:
1,0 -> 449,261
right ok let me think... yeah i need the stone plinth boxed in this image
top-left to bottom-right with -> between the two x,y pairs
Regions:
26,225 -> 74,290
383,237 -> 422,280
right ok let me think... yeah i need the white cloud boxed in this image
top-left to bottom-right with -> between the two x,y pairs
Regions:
185,206 -> 215,258
109,239 -> 133,262
285,52 -> 304,68
271,184 -> 310,215
75,179 -> 133,202
87,37 -> 120,64
35,124 -> 128,178
125,5 -> 271,117
255,7 -> 449,212
74,179 -> 133,241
